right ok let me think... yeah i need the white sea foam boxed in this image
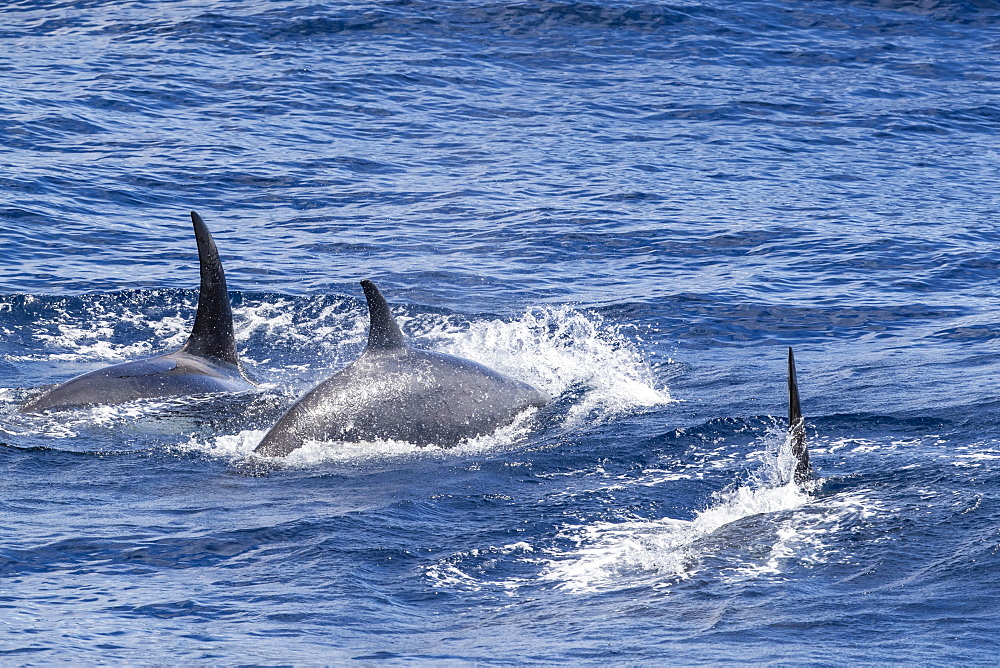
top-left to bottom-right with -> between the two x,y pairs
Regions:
180,407 -> 540,466
540,482 -> 815,592
538,427 -> 868,593
950,442 -> 1000,467
419,427 -> 843,596
413,305 -> 672,426
235,297 -> 364,355
32,316 -> 185,362
16,296 -> 189,363
5,395 -> 201,440
176,429 -> 268,460
425,541 -> 545,593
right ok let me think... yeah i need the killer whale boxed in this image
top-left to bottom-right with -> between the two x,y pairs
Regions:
21,211 -> 254,412
787,347 -> 811,483
254,280 -> 548,457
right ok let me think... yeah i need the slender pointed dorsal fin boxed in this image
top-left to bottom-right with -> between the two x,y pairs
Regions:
179,211 -> 239,366
361,280 -> 407,351
787,347 -> 810,483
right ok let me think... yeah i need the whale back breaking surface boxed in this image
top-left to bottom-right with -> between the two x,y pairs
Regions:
20,212 -> 250,413
254,281 -> 548,457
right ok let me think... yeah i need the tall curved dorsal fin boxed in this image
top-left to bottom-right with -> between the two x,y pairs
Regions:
361,280 -> 407,351
787,347 -> 810,483
179,211 -> 239,366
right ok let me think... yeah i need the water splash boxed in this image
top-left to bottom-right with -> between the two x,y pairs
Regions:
411,304 -> 672,427
28,305 -> 189,363
541,425 -> 825,592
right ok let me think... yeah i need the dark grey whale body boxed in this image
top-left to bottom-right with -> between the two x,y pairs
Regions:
255,280 -> 547,457
21,212 -> 253,412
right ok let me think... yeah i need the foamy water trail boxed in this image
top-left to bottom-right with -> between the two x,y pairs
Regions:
540,427 -> 841,592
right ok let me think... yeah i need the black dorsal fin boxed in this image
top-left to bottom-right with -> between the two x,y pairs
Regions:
179,211 -> 239,366
787,347 -> 811,483
361,280 -> 407,351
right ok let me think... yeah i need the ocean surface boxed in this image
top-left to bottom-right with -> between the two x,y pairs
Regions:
2,0 -> 1000,663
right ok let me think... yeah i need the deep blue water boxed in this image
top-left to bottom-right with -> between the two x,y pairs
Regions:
3,0 -> 1000,663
